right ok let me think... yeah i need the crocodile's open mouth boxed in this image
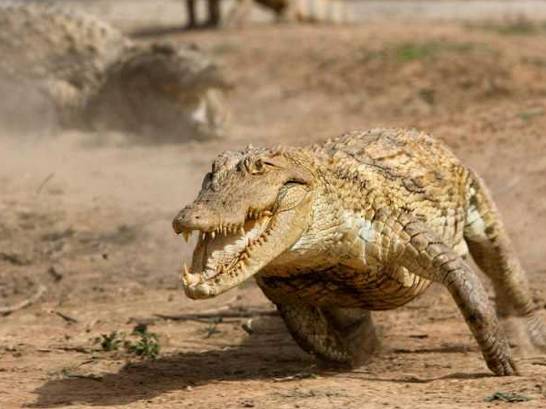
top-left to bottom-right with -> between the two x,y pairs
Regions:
173,181 -> 313,299
177,209 -> 276,299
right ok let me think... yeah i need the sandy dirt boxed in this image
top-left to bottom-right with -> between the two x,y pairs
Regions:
1,3 -> 546,409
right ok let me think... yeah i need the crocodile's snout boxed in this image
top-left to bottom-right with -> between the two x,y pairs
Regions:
172,204 -> 219,234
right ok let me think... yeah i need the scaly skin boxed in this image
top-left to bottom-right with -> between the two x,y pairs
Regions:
0,2 -> 229,140
173,128 -> 546,375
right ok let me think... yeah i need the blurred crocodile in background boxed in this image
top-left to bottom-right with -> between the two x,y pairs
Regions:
0,2 -> 230,142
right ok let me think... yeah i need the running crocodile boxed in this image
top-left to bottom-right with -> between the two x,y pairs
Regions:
172,128 -> 546,375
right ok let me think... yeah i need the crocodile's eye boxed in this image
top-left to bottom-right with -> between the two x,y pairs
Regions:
252,159 -> 265,174
251,158 -> 274,175
238,157 -> 268,175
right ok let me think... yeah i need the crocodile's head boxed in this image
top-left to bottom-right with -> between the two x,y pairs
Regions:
92,42 -> 230,140
173,147 -> 315,299
126,42 -> 230,95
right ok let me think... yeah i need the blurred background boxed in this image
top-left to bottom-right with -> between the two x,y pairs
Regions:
1,1 -> 546,408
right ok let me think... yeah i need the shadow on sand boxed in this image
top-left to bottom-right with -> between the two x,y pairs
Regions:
28,317 -> 315,407
28,316 -> 494,407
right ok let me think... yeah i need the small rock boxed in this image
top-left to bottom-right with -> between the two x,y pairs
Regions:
47,265 -> 64,282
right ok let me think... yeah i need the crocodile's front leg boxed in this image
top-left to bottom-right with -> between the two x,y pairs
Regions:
274,301 -> 378,367
464,171 -> 546,350
390,214 -> 517,375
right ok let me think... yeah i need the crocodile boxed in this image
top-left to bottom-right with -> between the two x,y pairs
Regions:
0,2 -> 229,141
172,128 -> 546,375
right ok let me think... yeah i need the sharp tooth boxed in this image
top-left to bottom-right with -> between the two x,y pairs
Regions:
211,231 -> 216,239
263,210 -> 272,217
240,226 -> 245,235
183,231 -> 190,242
182,263 -> 197,286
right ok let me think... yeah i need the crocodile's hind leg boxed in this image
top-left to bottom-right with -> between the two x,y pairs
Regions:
276,303 -> 379,367
464,171 -> 546,350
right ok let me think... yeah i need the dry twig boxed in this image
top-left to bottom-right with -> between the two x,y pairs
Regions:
155,307 -> 278,322
0,285 -> 46,316
36,172 -> 55,194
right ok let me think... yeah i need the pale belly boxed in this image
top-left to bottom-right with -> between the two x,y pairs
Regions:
257,265 -> 432,310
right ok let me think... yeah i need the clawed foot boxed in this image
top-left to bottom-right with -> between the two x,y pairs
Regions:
484,309 -> 546,376
487,353 -> 519,376
483,328 -> 519,376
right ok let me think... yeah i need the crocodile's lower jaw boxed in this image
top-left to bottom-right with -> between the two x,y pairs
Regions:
182,280 -> 219,299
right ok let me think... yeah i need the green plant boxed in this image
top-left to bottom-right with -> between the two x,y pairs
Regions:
124,325 -> 160,359
93,325 -> 160,359
486,392 -> 531,402
94,331 -> 124,351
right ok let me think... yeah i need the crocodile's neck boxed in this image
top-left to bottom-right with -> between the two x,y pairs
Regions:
261,145 -> 376,275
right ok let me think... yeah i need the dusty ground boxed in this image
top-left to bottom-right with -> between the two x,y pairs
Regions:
1,3 -> 546,409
